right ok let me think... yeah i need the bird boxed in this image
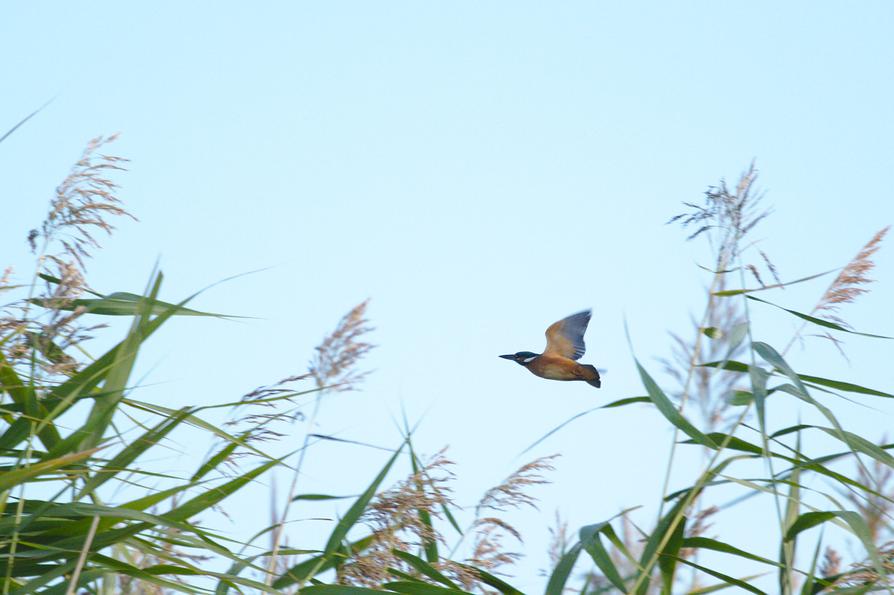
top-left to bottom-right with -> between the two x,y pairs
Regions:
499,309 -> 601,388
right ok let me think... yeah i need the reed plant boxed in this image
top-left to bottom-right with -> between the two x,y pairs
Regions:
2,116 -> 893,593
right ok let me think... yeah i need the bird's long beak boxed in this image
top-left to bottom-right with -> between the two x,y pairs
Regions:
499,354 -> 515,360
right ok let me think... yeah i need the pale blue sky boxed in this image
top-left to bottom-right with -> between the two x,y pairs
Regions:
3,2 -> 894,590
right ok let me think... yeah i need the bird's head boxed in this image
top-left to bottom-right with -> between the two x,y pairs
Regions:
499,351 -> 540,366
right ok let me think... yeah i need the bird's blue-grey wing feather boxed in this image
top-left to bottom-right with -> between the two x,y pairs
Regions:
543,309 -> 591,360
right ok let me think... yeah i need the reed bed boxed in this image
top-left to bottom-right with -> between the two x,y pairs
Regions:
2,120 -> 893,593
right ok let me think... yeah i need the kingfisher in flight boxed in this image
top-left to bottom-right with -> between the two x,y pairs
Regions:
500,310 -> 601,388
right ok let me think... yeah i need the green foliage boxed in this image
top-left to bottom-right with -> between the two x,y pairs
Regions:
2,129 -> 893,594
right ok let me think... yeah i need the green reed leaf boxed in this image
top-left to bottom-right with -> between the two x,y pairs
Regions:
636,358 -> 715,448
545,541 -> 583,595
747,296 -> 893,339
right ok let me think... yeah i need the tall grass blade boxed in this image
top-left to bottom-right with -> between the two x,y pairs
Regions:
658,517 -> 686,595
544,541 -> 583,595
0,448 -> 98,493
323,444 -> 404,558
452,564 -> 523,595
76,408 -> 191,499
76,271 -> 164,451
28,292 -> 231,317
165,456 -> 281,523
674,558 -> 766,595
747,296 -> 893,339
682,537 -> 779,568
190,435 -> 242,483
779,437 -> 801,594
0,352 -> 62,450
713,269 -> 836,296
579,521 -> 627,592
272,534 -> 376,589
635,358 -> 715,448
635,497 -> 687,595
391,550 -> 459,589
798,531 -> 826,595
300,588 -> 384,595
785,511 -> 882,578
383,581 -> 473,594
273,445 -> 404,588
0,99 -> 52,145
520,397 -> 649,455
408,441 -> 438,562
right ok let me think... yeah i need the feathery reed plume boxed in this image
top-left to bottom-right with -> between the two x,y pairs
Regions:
338,449 -> 455,586
664,164 -> 767,432
547,510 -> 569,568
838,543 -> 894,588
309,299 -> 374,390
2,135 -> 131,377
814,226 -> 889,325
820,547 -> 842,580
658,166 -> 769,538
782,226 -> 889,356
465,517 -> 523,575
475,455 -> 558,516
225,374 -> 312,451
459,455 -> 558,579
32,134 -> 133,266
266,301 -> 375,583
265,301 -> 374,579
668,163 -> 767,260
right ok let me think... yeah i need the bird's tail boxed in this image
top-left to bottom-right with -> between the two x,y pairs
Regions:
582,365 -> 601,388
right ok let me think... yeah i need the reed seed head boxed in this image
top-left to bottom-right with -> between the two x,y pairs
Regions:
309,299 -> 374,391
1,135 -> 132,377
815,226 -> 889,324
475,454 -> 558,516
668,163 -> 768,262
338,448 -> 454,586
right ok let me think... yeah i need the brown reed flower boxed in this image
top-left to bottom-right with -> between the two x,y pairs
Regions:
33,134 -> 133,267
233,375 -> 311,425
547,510 -> 570,568
838,542 -> 894,588
466,517 -> 523,574
2,135 -> 131,377
455,455 -> 559,581
309,299 -> 374,390
668,163 -> 768,261
814,226 -> 889,325
338,448 -> 455,586
820,547 -> 842,579
475,454 -> 558,516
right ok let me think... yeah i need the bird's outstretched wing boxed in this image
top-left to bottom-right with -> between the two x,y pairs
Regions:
543,310 -> 591,360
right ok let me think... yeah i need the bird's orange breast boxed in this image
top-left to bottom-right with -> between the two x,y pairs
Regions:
527,354 -> 590,381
